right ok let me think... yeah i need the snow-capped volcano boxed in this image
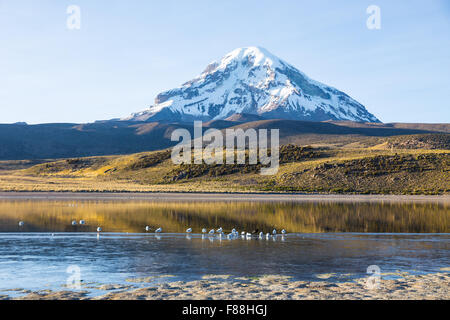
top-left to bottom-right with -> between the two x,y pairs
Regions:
125,47 -> 380,123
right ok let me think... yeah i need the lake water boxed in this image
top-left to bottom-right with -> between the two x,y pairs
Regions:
0,200 -> 448,296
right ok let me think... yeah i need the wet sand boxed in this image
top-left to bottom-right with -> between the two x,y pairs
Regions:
0,192 -> 448,203
6,272 -> 450,300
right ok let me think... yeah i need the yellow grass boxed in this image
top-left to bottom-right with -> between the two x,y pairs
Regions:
0,147 -> 448,194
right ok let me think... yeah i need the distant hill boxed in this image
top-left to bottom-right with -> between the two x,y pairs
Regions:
0,120 -> 449,160
384,134 -> 450,150
0,121 -> 192,160
225,113 -> 267,122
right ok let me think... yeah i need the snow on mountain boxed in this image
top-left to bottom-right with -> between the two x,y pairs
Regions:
124,47 -> 380,123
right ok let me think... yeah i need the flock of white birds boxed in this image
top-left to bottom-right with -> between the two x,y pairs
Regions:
148,226 -> 287,240
17,220 -> 287,239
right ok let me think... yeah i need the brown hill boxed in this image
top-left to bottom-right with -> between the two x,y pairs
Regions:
225,113 -> 267,122
0,120 -> 448,160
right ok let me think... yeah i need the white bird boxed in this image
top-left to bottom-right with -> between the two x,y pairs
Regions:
281,229 -> 287,234
217,227 -> 223,233
259,232 -> 264,239
72,220 -> 77,226
272,229 -> 277,235
266,233 -> 271,239
246,232 -> 252,238
186,228 -> 192,233
227,233 -> 233,240
97,227 -> 102,233
209,229 -> 215,235
145,226 -> 151,232
79,220 -> 86,225
18,221 -> 25,227
202,228 -> 207,234
155,227 -> 162,233
231,228 -> 237,234
241,231 -> 246,236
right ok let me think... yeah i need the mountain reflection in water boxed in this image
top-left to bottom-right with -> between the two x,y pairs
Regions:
0,200 -> 448,234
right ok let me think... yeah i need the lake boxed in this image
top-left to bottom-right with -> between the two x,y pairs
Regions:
0,199 -> 448,297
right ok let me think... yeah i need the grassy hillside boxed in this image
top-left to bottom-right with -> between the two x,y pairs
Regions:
273,153 -> 449,194
383,134 -> 450,150
0,131 -> 448,194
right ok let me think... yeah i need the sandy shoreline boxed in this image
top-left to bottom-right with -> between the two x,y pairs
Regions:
0,192 -> 448,203
4,272 -> 449,300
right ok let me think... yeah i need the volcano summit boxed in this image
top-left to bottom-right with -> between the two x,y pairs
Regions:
125,47 -> 379,123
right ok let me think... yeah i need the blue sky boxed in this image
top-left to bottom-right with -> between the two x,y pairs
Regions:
1,0 -> 449,124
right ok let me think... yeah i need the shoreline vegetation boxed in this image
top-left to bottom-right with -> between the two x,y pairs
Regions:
4,272 -> 449,300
